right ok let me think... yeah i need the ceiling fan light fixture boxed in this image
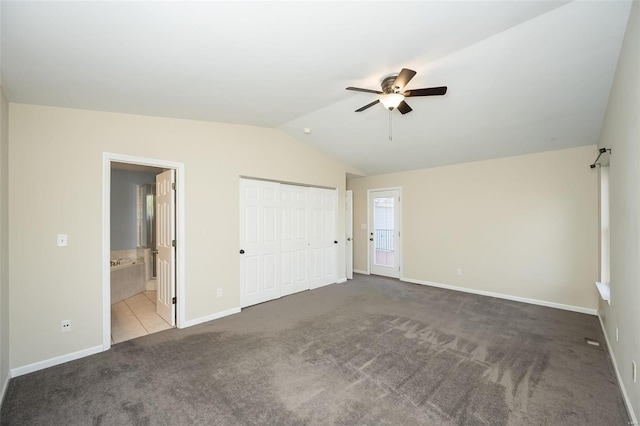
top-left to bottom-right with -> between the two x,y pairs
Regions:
380,93 -> 404,110
346,68 -> 446,114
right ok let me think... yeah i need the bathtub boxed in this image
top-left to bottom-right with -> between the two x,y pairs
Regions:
111,257 -> 146,304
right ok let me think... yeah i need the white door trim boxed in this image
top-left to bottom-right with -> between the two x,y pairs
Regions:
367,187 -> 402,278
346,190 -> 353,280
102,152 -> 186,351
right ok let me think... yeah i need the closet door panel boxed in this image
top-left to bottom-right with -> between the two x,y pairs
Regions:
281,185 -> 310,296
240,179 -> 281,308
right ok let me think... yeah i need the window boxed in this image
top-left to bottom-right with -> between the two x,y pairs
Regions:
600,166 -> 610,284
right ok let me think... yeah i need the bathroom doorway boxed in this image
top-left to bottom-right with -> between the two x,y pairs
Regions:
102,153 -> 185,350
110,162 -> 170,344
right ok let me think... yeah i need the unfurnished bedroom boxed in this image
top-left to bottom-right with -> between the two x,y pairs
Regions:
0,1 -> 638,425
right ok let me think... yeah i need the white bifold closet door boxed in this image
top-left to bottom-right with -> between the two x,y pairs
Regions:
309,187 -> 338,289
281,184 -> 310,297
240,179 -> 337,308
239,179 -> 281,308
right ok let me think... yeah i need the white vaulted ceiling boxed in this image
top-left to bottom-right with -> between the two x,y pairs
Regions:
1,1 -> 632,175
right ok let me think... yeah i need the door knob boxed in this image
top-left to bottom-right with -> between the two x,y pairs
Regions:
152,250 -> 159,255
334,240 -> 338,244
347,237 -> 352,241
239,249 -> 245,254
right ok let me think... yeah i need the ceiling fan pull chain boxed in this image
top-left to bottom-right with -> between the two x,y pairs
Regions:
389,110 -> 393,141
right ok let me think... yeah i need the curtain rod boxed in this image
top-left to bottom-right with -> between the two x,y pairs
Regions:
590,147 -> 611,169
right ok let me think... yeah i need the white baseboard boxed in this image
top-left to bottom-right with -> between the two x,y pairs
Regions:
401,277 -> 597,316
598,314 -> 638,425
0,371 -> 10,407
336,278 -> 347,284
145,279 -> 157,291
353,269 -> 369,275
181,307 -> 241,328
10,345 -> 104,378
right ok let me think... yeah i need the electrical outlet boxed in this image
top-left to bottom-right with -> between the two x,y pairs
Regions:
61,320 -> 71,333
217,288 -> 223,297
633,361 -> 637,383
456,268 -> 462,276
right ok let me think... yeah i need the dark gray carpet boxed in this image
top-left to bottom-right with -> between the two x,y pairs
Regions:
1,275 -> 629,425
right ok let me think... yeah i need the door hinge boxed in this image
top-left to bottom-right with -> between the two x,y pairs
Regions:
172,297 -> 176,304
172,182 -> 176,190
172,240 -> 176,247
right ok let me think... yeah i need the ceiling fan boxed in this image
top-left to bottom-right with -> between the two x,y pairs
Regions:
346,68 -> 447,114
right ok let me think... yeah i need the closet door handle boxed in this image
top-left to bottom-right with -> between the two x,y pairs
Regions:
334,240 -> 338,244
239,249 -> 245,254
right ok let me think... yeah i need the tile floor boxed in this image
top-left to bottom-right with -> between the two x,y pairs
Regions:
111,290 -> 173,344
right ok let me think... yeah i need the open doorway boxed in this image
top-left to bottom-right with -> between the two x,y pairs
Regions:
102,153 -> 185,350
110,162 -> 170,344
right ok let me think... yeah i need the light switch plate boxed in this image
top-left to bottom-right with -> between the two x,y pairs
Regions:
57,234 -> 68,247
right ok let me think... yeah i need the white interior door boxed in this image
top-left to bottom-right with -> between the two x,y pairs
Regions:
346,190 -> 353,280
281,185 -> 310,296
240,179 -> 281,308
156,169 -> 176,326
310,187 -> 338,289
369,189 -> 401,278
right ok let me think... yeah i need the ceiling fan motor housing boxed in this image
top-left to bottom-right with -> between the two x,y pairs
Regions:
381,75 -> 400,94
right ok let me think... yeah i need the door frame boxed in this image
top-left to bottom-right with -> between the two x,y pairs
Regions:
346,190 -> 353,280
102,152 -> 186,351
367,187 -> 402,277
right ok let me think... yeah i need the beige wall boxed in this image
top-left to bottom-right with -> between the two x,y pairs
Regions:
0,88 -> 10,388
597,1 -> 640,420
348,145 -> 599,311
0,5 -> 11,393
8,103 -> 355,369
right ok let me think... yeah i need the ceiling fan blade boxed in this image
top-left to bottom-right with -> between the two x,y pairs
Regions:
397,100 -> 412,115
346,87 -> 383,94
404,86 -> 448,97
392,68 -> 417,91
355,99 -> 380,112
